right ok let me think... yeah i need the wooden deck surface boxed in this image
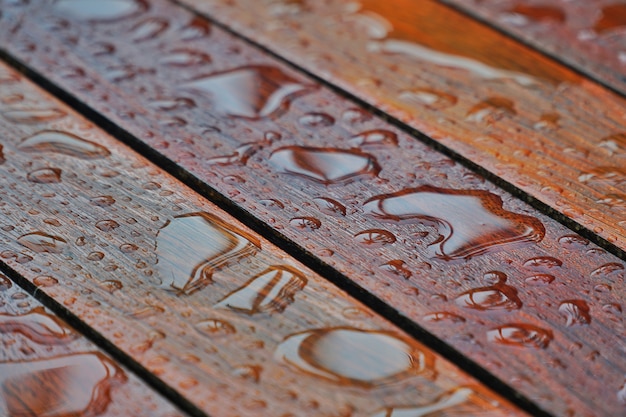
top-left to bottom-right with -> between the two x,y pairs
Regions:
0,1 -> 624,416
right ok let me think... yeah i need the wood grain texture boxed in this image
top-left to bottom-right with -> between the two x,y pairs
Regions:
441,0 -> 626,95
0,272 -> 184,417
174,0 -> 626,252
0,64 -> 527,417
0,1 -> 624,416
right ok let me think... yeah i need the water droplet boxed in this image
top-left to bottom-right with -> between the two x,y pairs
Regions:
87,251 -> 104,261
18,232 -> 67,253
195,318 -> 236,337
466,97 -> 516,123
504,5 -> 565,23
455,283 -> 521,311
233,365 -> 262,382
130,18 -> 169,42
155,213 -> 260,294
160,49 -> 211,67
398,88 -> 457,109
423,311 -> 465,323
275,328 -> 434,387
298,112 -> 335,128
0,307 -> 76,344
0,274 -> 12,291
594,4 -> 626,33
558,235 -> 589,249
313,197 -> 346,216
354,229 -> 396,247
559,300 -> 591,326
380,260 -> 412,279
53,0 -> 147,21
348,129 -> 398,148
602,303 -> 622,316
95,220 -> 120,232
534,112 -> 560,130
90,195 -> 115,207
0,145 -> 4,164
290,217 -> 321,230
180,17 -> 212,40
207,143 -> 257,166
259,199 -> 284,209
99,280 -> 123,293
2,108 -> 66,124
342,108 -> 372,124
33,275 -> 58,287
0,353 -> 127,416
149,97 -> 195,111
27,168 -> 62,184
487,323 -> 552,349
182,65 -> 312,119
364,186 -> 544,260
215,266 -> 307,314
523,256 -> 562,271
19,130 -> 110,159
525,274 -> 555,285
590,262 -> 624,278
269,146 -> 380,184
578,166 -> 626,187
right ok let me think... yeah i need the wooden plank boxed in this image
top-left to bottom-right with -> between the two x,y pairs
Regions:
0,64 -> 527,417
0,272 -> 184,417
441,0 -> 626,95
171,0 -> 626,252
0,2 -> 624,416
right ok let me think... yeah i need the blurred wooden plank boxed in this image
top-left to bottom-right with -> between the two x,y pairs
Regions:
0,272 -> 184,417
441,0 -> 626,95
0,2 -> 624,416
173,0 -> 626,252
0,64 -> 527,417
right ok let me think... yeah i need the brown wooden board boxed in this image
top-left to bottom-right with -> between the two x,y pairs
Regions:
0,1 -> 624,416
172,0 -> 626,252
0,272 -> 184,417
0,64 -> 528,417
441,0 -> 626,96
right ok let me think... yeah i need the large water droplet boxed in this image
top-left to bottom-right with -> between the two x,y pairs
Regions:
182,65 -> 312,119
0,307 -> 76,344
195,318 -> 236,337
269,146 -> 380,184
2,108 -> 66,124
53,0 -> 147,21
559,300 -> 591,326
348,129 -> 398,148
275,328 -> 434,387
363,186 -> 544,260
155,213 -> 260,294
590,262 -> 624,278
215,266 -> 307,315
0,353 -> 126,416
487,324 -> 552,349
354,229 -> 396,247
18,232 -> 67,253
455,284 -> 521,311
523,256 -> 562,271
27,168 -> 62,184
19,130 -> 110,159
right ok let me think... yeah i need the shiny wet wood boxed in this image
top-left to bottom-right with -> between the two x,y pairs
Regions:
0,63 -> 528,417
0,2 -> 624,416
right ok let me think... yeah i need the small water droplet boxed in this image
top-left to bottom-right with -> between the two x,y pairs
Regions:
275,328 -> 434,386
487,323 -> 552,349
342,108 -> 372,124
27,168 -> 62,184
130,17 -> 169,42
525,274 -> 555,285
269,146 -> 380,184
19,130 -> 110,159
399,88 -> 457,109
523,256 -> 562,271
90,196 -> 115,207
348,129 -> 398,148
180,17 -> 211,40
160,49 -> 211,67
2,108 -> 66,124
558,235 -> 589,249
466,97 -> 516,123
559,300 -> 591,326
215,266 -> 307,314
54,0 -> 147,21
602,303 -> 622,316
195,318 -> 236,337
0,274 -> 13,291
18,232 -> 67,253
298,112 -> 335,128
313,197 -> 346,216
380,260 -> 412,279
590,262 -> 624,278
259,199 -> 284,209
33,275 -> 58,287
290,217 -> 321,230
423,311 -> 465,323
87,251 -> 104,261
233,365 -> 262,382
207,143 -> 257,166
119,243 -> 138,253
354,229 -> 396,247
534,113 -> 560,130
99,280 -> 123,293
95,220 -> 120,232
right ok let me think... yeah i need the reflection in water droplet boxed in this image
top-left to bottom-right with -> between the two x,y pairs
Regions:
423,311 -> 465,323
27,168 -> 62,184
364,186 -> 544,260
18,232 -> 67,253
487,324 -> 552,349
275,328 -> 434,387
559,300 -> 591,326
590,262 -> 624,278
195,318 -> 236,337
523,256 -> 562,271
466,97 -> 516,123
130,18 -> 169,42
399,88 -> 458,110
19,130 -> 110,159
298,112 -> 335,128
594,4 -> 626,33
54,0 -> 147,21
155,213 -> 260,294
348,129 -> 398,148
2,108 -> 66,124
215,266 -> 307,314
354,229 -> 396,247
290,217 -> 321,230
0,352 -> 126,416
455,284 -> 521,311
0,307 -> 76,344
269,146 -> 380,184
380,260 -> 412,279
313,197 -> 346,216
182,65 -> 312,119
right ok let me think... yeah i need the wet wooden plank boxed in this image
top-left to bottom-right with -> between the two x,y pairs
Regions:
0,272 -> 184,417
0,2 -> 624,416
0,64 -> 528,417
441,0 -> 626,95
172,0 -> 626,251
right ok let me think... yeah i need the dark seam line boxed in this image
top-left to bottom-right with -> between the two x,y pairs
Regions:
0,49 -> 554,417
0,261 -> 206,417
168,0 -> 626,264
437,0 -> 626,100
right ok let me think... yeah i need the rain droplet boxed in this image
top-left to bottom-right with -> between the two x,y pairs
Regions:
130,18 -> 169,42
504,5 -> 565,23
342,108 -> 372,124
180,17 -> 211,40
207,143 -> 257,166
181,65 -> 313,119
155,213 -> 260,295
87,251 -> 104,261
90,196 -> 115,207
558,235 -> 589,249
259,199 -> 284,209
2,108 -> 66,124
487,323 -> 552,349
298,112 -> 335,128
95,220 -> 120,232
215,266 -> 307,315
455,284 -> 521,311
523,256 -> 562,271
19,131 -> 110,159
466,97 -> 516,123
233,365 -> 262,383
290,217 -> 321,230
27,168 -> 62,184
348,129 -> 398,148
380,260 -> 412,279
195,318 -> 236,337
275,328 -> 434,387
269,146 -> 380,184
597,133 -> 626,156
399,88 -> 457,109
423,311 -> 465,323
364,186 -> 544,260
354,229 -> 396,247
525,274 -> 555,285
53,0 -> 147,21
559,300 -> 591,326
0,307 -> 76,344
590,262 -> 624,278
313,197 -> 346,216
149,97 -> 195,111
33,275 -> 58,287
18,232 -> 67,253
160,49 -> 211,67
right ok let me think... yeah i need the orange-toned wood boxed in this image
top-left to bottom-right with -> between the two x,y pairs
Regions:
175,0 -> 626,252
442,0 -> 626,95
0,64 -> 527,417
0,272 -> 183,417
0,2 -> 624,416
